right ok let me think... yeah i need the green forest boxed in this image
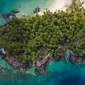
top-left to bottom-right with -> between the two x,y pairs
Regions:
0,0 -> 85,63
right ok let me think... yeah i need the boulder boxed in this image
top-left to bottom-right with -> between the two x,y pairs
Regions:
5,56 -> 25,69
35,67 -> 47,76
69,56 -> 83,64
33,7 -> 40,13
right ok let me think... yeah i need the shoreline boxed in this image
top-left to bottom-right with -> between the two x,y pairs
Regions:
0,0 -> 85,24
0,49 -> 84,75
38,0 -> 72,15
48,0 -> 72,12
0,0 -> 85,75
38,0 -> 85,16
16,0 -> 72,16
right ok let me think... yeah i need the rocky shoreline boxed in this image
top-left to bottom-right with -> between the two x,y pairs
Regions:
0,47 -> 51,75
0,47 -> 84,76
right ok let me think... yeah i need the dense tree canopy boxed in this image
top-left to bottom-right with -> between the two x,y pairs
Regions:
0,0 -> 85,63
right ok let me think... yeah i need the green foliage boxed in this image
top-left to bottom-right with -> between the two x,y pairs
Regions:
0,0 -> 85,63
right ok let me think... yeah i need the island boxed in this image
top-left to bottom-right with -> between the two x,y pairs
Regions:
0,0 -> 85,75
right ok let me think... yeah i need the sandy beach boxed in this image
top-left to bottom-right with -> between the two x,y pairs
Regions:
38,0 -> 72,15
49,0 -> 72,12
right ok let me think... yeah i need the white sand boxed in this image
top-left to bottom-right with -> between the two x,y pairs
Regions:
49,0 -> 72,12
80,0 -> 85,8
38,0 -> 72,15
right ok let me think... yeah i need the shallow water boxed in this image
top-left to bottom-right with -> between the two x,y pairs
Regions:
0,50 -> 85,84
0,0 -> 54,25
0,0 -> 85,25
0,57 -> 85,85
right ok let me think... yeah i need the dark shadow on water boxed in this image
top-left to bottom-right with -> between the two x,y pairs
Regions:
55,72 -> 83,85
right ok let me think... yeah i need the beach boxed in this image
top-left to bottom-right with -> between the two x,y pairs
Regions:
0,0 -> 73,25
14,0 -> 72,16
0,0 -> 85,24
50,0 -> 72,11
38,0 -> 72,15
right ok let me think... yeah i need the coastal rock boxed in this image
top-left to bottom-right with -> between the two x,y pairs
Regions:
33,7 -> 40,13
0,66 -> 3,70
69,55 -> 77,63
35,67 -> 47,76
36,53 -> 51,68
5,56 -> 25,69
35,52 -> 51,76
69,56 -> 83,64
2,13 -> 15,20
77,57 -> 83,64
11,10 -> 20,14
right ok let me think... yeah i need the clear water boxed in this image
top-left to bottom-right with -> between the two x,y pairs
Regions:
0,0 -> 85,25
0,0 -> 54,25
0,57 -> 85,85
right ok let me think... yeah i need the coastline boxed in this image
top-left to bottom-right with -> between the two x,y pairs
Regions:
1,0 -> 85,83
16,0 -> 72,16
0,0 -> 85,24
0,0 -> 85,69
38,0 -> 85,16
38,0 -> 72,15
0,0 -> 85,72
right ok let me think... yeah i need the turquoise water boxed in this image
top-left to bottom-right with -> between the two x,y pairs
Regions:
0,50 -> 84,84
0,0 -> 54,25
0,59 -> 85,85
0,54 -> 85,85
0,0 -> 85,25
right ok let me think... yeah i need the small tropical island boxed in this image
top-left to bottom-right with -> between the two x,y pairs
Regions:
0,0 -> 85,77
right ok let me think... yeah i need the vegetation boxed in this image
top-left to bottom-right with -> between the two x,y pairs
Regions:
0,0 -> 85,63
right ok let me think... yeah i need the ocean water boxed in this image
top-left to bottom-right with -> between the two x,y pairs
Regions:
0,0 -> 85,25
0,0 -> 54,25
0,57 -> 85,85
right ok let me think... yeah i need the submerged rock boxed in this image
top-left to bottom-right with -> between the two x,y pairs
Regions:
69,56 -> 83,64
11,10 -> 20,14
2,13 -> 15,20
33,7 -> 40,13
35,67 -> 47,76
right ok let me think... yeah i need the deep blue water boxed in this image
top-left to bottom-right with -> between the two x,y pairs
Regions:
0,59 -> 85,85
0,51 -> 85,85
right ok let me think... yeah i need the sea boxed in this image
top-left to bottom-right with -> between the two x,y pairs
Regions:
0,0 -> 55,25
0,50 -> 85,85
0,0 -> 85,85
